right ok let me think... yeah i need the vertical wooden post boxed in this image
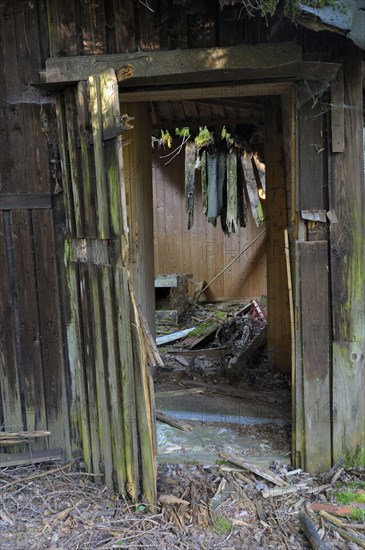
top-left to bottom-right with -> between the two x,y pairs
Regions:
264,98 -> 291,373
329,45 -> 365,460
122,102 -> 156,336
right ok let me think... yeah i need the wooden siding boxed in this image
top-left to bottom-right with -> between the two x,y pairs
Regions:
152,145 -> 267,301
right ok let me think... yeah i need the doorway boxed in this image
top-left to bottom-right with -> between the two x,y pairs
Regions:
121,86 -> 294,467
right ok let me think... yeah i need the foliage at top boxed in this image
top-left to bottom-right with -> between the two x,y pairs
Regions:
219,0 -> 340,20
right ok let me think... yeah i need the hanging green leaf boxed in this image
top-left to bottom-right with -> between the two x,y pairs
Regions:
160,129 -> 172,148
195,126 -> 214,149
226,150 -> 238,234
185,140 -> 196,230
175,127 -> 190,138
201,150 -> 208,216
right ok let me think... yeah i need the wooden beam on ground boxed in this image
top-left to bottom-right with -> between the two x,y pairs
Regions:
0,449 -> 62,468
45,42 -> 302,83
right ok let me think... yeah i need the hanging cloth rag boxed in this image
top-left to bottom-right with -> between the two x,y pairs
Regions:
200,149 -> 208,216
185,140 -> 196,229
207,150 -> 218,225
225,148 -> 238,234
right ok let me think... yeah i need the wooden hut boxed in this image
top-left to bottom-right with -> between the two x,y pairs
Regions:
0,0 -> 364,500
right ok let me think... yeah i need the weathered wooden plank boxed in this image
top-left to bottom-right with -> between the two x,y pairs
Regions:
32,209 -> 71,458
46,0 -> 79,57
99,69 -> 122,238
329,47 -> 365,460
120,82 -> 291,103
89,263 -> 113,489
64,257 -> 92,472
299,95 -> 325,211
55,94 -> 75,236
0,194 -> 51,210
79,0 -> 106,55
88,74 -> 110,239
0,212 -> 23,432
78,262 -> 101,477
101,265 -> 126,494
188,1 -> 216,48
113,0 -> 135,53
76,81 -> 97,238
0,448 -> 62,468
137,0 -> 160,51
264,98 -> 291,374
45,42 -> 303,82
330,66 -> 344,153
11,210 -> 47,435
159,0 -> 188,50
122,102 -> 155,333
64,87 -> 85,237
114,267 -> 140,501
293,239 -> 305,470
130,286 -> 156,504
299,241 -> 331,473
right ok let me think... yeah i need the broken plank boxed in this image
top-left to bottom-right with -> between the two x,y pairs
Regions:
167,347 -> 230,357
0,449 -> 62,468
219,451 -> 287,486
156,411 -> 193,432
156,328 -> 196,346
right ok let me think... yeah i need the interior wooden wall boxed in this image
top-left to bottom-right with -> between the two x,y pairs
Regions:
152,144 -> 267,301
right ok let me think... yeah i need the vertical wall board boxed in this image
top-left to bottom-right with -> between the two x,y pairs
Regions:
137,0 -> 160,51
11,210 -> 47,435
64,258 -> 92,470
152,142 -> 267,301
332,342 -> 365,459
159,0 -> 188,50
88,74 -> 110,239
112,0 -> 135,53
46,0 -> 79,57
101,265 -> 127,494
264,98 -> 291,373
76,82 -> 97,238
99,70 -> 122,238
123,103 -> 155,334
217,4 -> 245,47
299,241 -> 331,472
78,262 -> 101,477
79,0 -> 106,55
188,3 -> 216,48
330,66 -> 344,153
114,267 -> 140,501
55,95 -> 76,236
32,209 -> 71,457
329,46 -> 365,460
299,97 -> 325,211
89,263 -> 114,489
293,241 -> 305,469
0,212 -> 23,431
64,88 -> 85,238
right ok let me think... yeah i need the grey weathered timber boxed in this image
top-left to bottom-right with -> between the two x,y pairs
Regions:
299,241 -> 331,473
45,42 -> 301,82
329,46 -> 365,461
44,44 -> 340,88
0,194 -> 51,210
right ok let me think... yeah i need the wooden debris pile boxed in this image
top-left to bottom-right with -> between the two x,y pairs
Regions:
158,300 -> 268,383
157,455 -> 365,549
1,455 -> 364,549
